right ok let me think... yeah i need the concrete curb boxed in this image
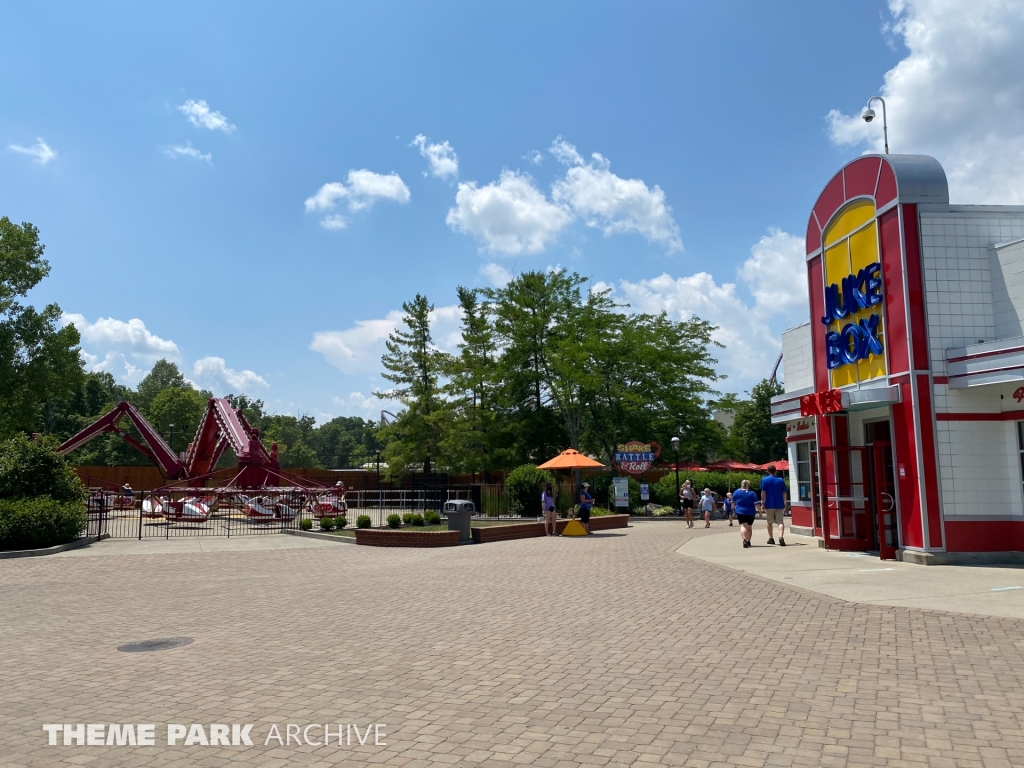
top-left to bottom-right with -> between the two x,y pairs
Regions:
0,534 -> 109,559
283,529 -> 357,544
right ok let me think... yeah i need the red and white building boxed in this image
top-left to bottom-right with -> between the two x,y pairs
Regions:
771,154 -> 1024,563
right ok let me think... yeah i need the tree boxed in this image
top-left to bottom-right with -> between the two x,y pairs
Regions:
377,294 -> 444,475
148,387 -> 208,454
136,359 -> 189,415
728,378 -> 786,464
0,217 -> 83,438
438,286 -> 506,474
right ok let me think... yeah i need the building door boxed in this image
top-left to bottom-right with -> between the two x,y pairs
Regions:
817,446 -> 874,551
865,420 -> 899,559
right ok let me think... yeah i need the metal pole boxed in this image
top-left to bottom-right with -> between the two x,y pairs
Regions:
674,448 -> 680,516
867,96 -> 889,154
138,492 -> 143,540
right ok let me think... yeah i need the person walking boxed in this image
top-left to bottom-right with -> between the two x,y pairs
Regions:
760,465 -> 789,546
542,483 -> 558,536
723,492 -> 734,526
578,482 -> 594,534
700,488 -> 715,528
680,480 -> 696,527
733,479 -> 759,548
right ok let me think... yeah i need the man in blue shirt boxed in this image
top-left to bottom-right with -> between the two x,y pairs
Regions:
760,465 -> 789,546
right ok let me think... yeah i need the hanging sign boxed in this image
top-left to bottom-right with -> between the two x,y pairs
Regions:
613,440 -> 661,475
640,484 -> 649,501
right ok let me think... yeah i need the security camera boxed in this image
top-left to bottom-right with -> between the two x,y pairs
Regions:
862,108 -> 876,123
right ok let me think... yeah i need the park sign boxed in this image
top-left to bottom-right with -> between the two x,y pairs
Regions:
613,440 -> 660,475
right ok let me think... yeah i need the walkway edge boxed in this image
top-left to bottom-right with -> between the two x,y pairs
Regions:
284,529 -> 357,544
0,534 -> 109,559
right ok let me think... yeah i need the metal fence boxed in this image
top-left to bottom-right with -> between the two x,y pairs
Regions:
84,486 -> 478,539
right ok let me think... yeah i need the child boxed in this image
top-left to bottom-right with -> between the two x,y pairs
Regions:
724,492 -> 734,526
700,488 -> 715,529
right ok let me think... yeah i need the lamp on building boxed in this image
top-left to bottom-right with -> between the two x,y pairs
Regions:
670,436 -> 681,516
862,96 -> 889,155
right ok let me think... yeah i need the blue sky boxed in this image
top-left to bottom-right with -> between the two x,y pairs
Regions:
5,1 -> 1019,421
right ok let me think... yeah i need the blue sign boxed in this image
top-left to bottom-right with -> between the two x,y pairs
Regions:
821,262 -> 883,370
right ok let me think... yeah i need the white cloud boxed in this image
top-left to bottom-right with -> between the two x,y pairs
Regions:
736,228 -> 807,316
305,170 -> 411,228
480,261 -> 513,287
548,136 -> 584,166
311,305 -> 463,377
550,139 -> 682,251
826,0 -> 1024,204
412,134 -> 459,179
523,149 -> 543,166
177,99 -> 236,133
163,142 -> 211,163
602,229 -> 809,390
320,214 -> 347,230
8,138 -> 56,165
62,314 -> 181,386
192,356 -> 268,393
446,170 -> 573,255
63,313 -> 181,361
311,310 -> 405,376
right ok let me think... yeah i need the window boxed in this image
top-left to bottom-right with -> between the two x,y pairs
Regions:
796,441 -> 817,502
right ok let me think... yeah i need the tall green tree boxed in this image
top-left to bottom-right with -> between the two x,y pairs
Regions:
148,387 -> 208,454
377,294 -> 444,474
136,359 -> 190,415
438,286 -> 505,474
0,218 -> 83,437
728,378 -> 786,464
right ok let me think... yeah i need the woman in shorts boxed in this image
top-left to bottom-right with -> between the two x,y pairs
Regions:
679,480 -> 695,527
542,483 -> 557,536
732,479 -> 759,549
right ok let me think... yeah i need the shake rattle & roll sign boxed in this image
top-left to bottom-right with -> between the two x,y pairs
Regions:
613,441 -> 660,475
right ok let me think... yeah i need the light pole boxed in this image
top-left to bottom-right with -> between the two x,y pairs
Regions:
671,436 -> 681,516
862,96 -> 889,154
167,423 -> 175,453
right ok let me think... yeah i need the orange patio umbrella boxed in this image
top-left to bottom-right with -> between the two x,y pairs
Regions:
536,448 -> 606,470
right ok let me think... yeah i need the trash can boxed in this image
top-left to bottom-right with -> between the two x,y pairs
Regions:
444,499 -> 475,544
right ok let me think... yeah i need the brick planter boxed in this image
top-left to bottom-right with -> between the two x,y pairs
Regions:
354,529 -> 460,548
471,514 -> 629,544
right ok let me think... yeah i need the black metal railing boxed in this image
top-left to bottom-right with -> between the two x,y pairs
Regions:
84,486 -> 483,538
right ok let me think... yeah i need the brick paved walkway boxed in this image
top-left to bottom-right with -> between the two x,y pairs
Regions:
2,523 -> 1023,767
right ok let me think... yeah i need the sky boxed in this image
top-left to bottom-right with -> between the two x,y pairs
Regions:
4,0 -> 1024,423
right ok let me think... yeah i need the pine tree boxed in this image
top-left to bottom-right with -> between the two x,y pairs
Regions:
377,294 -> 443,475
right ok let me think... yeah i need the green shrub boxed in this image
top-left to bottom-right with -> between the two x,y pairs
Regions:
409,513 -> 425,526
0,435 -> 86,503
299,518 -> 313,531
0,497 -> 88,551
591,507 -> 614,516
320,516 -> 336,531
402,512 -> 414,525
424,510 -> 441,525
356,514 -> 371,528
387,513 -> 402,528
336,515 -> 347,529
652,505 -> 675,517
505,464 -> 557,517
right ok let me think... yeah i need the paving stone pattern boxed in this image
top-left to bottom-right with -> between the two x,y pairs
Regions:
2,523 -> 1024,767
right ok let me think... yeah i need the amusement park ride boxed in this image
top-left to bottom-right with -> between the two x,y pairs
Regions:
59,398 -> 345,524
